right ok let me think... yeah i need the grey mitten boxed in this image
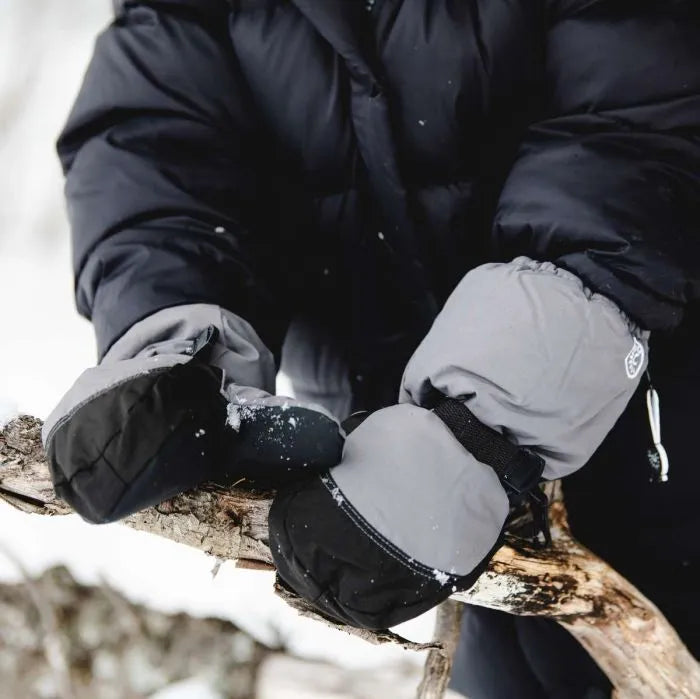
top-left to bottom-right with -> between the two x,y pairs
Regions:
270,258 -> 648,629
43,304 -> 343,524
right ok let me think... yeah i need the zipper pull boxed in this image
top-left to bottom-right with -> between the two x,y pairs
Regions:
645,371 -> 669,483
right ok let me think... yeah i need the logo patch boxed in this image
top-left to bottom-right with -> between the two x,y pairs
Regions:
625,337 -> 645,380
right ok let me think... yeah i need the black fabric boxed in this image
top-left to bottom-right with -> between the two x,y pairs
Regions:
112,0 -> 230,19
270,473 -> 503,630
562,372 -> 700,658
225,404 -> 344,491
61,1 -> 700,381
46,361 -> 229,523
450,607 -> 612,699
46,358 -> 344,523
432,397 -> 545,496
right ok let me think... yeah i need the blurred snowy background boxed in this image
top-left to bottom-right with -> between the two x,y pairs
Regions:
0,1 -> 442,697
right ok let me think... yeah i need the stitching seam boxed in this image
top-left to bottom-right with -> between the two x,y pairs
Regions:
45,364 -> 177,446
319,474 -> 457,583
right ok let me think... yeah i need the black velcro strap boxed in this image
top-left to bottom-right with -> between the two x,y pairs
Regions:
432,398 -> 544,496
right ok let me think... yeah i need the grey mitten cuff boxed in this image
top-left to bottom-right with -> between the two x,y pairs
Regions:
400,257 -> 649,479
43,303 -> 278,446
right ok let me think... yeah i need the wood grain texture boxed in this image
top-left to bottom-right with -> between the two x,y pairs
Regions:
417,600 -> 465,699
2,415 -> 699,698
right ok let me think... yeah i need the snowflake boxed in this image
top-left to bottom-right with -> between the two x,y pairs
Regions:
432,569 -> 450,586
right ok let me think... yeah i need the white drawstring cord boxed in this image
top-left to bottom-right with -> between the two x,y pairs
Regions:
646,373 -> 669,482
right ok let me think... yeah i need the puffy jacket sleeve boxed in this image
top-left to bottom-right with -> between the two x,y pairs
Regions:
59,0 -> 287,359
494,0 -> 700,331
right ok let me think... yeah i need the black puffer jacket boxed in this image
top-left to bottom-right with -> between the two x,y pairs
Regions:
60,0 -> 700,690
61,0 -> 700,405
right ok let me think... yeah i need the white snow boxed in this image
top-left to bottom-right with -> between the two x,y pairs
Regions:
150,677 -> 222,699
330,487 -> 345,506
0,398 -> 18,429
0,0 -> 100,420
225,401 -> 272,431
225,403 -> 242,431
320,475 -> 346,507
432,569 -> 450,586
0,500 -> 435,668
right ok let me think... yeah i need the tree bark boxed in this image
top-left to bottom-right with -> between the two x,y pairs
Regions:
456,499 -> 700,698
416,600 -> 465,699
2,415 -> 699,698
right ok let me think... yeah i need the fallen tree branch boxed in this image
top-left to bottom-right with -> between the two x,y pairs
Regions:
455,499 -> 700,698
2,415 -> 698,698
416,599 -> 465,699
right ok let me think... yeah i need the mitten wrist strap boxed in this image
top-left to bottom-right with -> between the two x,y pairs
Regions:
432,397 -> 545,497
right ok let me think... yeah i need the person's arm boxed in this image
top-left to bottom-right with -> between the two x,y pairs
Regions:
45,1 -> 343,524
269,1 -> 700,630
494,0 -> 700,331
59,0 -> 285,358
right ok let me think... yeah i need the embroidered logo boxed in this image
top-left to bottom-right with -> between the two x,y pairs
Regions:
625,337 -> 645,380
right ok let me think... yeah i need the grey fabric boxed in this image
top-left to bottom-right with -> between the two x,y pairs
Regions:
105,304 -> 341,425
330,404 -> 509,576
43,303 -> 340,448
280,317 -> 353,421
103,303 -> 277,396
329,257 -> 648,579
43,303 -> 276,447
400,258 -> 649,480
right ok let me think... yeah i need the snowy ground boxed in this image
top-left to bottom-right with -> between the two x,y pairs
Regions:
0,2 -> 439,695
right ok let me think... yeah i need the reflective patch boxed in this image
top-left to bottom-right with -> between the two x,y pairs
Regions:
625,337 -> 645,379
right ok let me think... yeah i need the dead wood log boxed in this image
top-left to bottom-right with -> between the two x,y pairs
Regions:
455,495 -> 700,699
2,415 -> 699,698
416,599 -> 465,699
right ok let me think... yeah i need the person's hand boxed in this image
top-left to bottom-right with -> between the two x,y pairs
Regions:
270,258 -> 649,629
270,403 -> 509,629
43,307 -> 343,524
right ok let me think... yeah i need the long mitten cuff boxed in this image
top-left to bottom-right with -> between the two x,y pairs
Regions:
101,303 -> 278,397
401,257 -> 649,479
